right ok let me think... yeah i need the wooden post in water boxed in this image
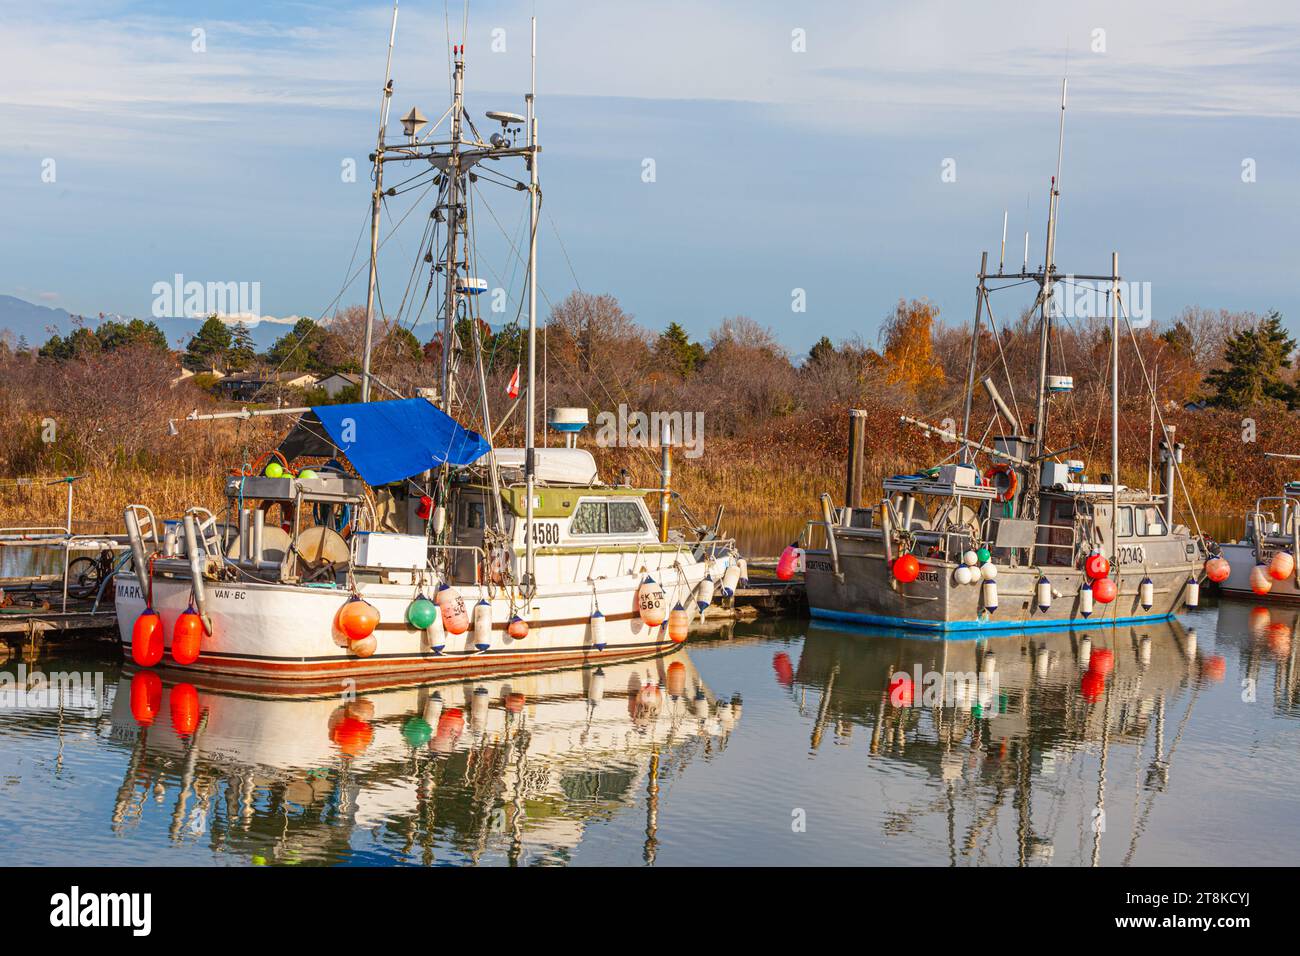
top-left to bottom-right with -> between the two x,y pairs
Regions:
845,409 -> 867,510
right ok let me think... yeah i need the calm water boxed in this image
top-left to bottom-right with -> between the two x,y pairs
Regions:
1,600 -> 1297,866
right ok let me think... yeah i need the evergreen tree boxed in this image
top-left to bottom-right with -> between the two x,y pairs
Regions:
265,318 -> 325,372
1204,311 -> 1298,410
657,321 -> 705,377
91,318 -> 169,352
183,315 -> 234,370
808,335 -> 836,366
226,322 -> 256,371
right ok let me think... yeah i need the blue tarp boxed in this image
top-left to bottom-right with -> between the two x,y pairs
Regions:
312,398 -> 491,486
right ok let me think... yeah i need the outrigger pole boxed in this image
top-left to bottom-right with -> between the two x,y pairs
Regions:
361,0 -> 400,404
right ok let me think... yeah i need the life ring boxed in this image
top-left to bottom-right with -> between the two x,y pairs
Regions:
984,463 -> 1018,502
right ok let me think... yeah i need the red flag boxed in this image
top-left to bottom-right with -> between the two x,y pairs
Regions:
507,365 -> 520,399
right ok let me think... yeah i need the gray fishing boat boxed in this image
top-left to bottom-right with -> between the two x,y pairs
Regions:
804,82 -> 1210,633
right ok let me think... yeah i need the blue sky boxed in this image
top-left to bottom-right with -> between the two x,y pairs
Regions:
2,0 -> 1298,356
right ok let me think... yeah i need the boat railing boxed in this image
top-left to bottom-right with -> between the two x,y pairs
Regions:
0,526 -> 130,614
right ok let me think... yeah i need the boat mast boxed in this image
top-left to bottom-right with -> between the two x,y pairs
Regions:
440,47 -> 467,413
1031,78 -> 1068,466
361,1 -> 399,404
524,16 -> 539,590
1111,252 -> 1120,556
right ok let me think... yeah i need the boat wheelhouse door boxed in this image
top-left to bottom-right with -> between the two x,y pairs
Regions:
451,488 -> 489,583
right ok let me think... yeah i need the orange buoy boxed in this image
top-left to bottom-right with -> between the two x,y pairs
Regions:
330,715 -> 374,757
1269,551 -> 1295,581
1204,557 -> 1231,583
1267,622 -> 1293,657
1084,552 -> 1110,580
507,615 -> 529,640
337,597 -> 380,642
436,584 -> 470,635
637,576 -> 667,627
1200,654 -> 1227,682
1250,564 -> 1273,596
1092,576 -> 1117,604
667,602 -> 689,643
131,609 -> 164,667
892,554 -> 921,583
170,683 -> 200,736
1249,606 -> 1272,638
504,692 -> 526,714
129,670 -> 162,726
666,660 -> 687,697
433,707 -> 464,753
171,606 -> 204,665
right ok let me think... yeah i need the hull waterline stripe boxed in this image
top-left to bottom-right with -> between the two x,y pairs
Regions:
809,605 -> 1178,636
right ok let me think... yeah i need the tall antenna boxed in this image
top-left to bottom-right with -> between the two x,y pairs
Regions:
999,210 -> 1008,274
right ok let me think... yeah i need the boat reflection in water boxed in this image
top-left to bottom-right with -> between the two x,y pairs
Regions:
106,649 -> 739,865
771,613 -> 1283,865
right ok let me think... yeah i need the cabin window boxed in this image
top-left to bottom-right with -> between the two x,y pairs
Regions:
1136,505 -> 1164,536
461,500 -> 485,530
569,500 -> 649,536
1116,506 -> 1134,537
609,501 -> 648,534
570,501 -> 609,535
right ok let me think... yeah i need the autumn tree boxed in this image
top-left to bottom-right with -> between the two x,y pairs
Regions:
872,298 -> 945,393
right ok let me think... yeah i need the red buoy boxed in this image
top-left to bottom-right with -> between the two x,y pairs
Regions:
1092,577 -> 1117,604
1089,647 -> 1115,677
171,607 -> 204,665
1084,553 -> 1110,580
1080,670 -> 1105,703
507,615 -> 530,640
1270,551 -> 1296,581
170,683 -> 200,736
773,652 -> 794,686
129,670 -> 162,726
889,672 -> 914,708
131,609 -> 164,667
776,544 -> 801,581
892,554 -> 921,583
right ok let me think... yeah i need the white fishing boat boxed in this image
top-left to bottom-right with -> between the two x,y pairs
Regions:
113,14 -> 738,679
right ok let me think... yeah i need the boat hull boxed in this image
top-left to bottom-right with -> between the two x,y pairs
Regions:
114,559 -> 725,680
1217,541 -> 1300,601
805,546 -> 1197,634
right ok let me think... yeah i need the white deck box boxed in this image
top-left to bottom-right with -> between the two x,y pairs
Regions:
353,532 -> 429,570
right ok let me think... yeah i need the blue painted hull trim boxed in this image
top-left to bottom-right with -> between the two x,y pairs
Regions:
809,606 -> 1177,637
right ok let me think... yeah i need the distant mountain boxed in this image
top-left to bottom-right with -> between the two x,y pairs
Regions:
0,295 -> 285,351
